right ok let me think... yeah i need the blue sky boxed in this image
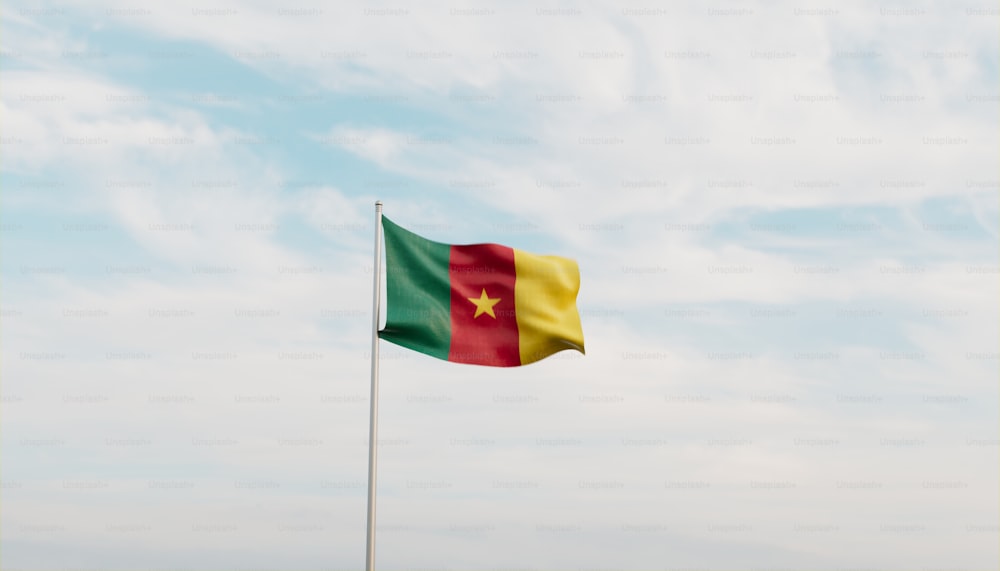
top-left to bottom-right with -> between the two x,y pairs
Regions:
2,1 -> 998,569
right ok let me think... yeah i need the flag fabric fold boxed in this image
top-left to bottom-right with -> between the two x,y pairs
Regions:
378,216 -> 585,367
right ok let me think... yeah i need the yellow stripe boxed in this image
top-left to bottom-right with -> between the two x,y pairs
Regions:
513,249 -> 585,365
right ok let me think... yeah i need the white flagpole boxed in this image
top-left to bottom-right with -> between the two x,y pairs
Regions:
365,200 -> 383,571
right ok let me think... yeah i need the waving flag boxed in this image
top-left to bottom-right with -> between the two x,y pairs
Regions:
378,216 -> 585,367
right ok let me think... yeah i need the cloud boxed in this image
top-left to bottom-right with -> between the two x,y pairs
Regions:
1,1 -> 996,569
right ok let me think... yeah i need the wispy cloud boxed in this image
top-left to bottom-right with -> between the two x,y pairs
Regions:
1,1 -> 997,569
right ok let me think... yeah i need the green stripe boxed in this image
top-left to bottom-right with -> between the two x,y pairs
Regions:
378,216 -> 452,360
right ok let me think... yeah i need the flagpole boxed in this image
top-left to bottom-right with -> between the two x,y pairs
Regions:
365,200 -> 383,571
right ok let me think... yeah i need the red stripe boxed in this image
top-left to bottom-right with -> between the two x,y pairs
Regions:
448,244 -> 520,366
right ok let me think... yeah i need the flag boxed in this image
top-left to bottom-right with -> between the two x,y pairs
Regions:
378,216 -> 585,367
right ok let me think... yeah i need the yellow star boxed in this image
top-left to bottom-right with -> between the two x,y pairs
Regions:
467,288 -> 501,319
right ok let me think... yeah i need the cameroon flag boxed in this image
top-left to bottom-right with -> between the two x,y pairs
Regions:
378,216 -> 585,367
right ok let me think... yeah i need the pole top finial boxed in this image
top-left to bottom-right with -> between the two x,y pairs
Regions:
375,200 -> 383,207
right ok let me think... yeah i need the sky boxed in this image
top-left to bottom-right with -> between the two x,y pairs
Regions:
1,1 -> 998,569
